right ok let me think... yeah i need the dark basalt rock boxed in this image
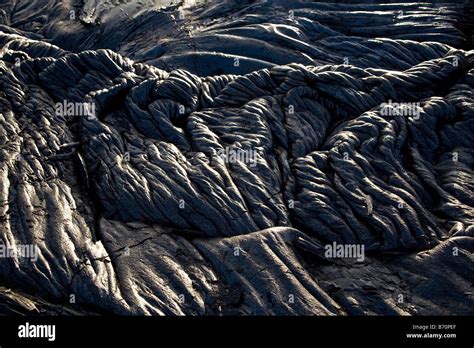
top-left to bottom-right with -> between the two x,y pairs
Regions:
0,0 -> 472,315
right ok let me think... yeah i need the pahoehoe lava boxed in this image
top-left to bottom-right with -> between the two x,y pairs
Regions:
0,0 -> 473,315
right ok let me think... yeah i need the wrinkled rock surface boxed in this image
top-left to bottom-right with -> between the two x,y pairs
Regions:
0,0 -> 473,315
